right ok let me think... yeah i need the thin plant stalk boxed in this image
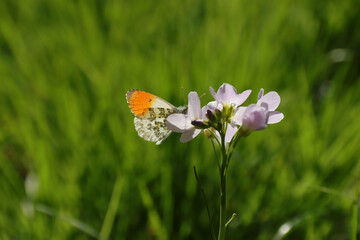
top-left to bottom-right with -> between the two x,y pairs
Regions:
218,131 -> 228,240
193,166 -> 217,240
352,191 -> 359,240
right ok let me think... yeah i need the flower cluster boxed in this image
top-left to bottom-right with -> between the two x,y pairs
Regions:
166,83 -> 284,143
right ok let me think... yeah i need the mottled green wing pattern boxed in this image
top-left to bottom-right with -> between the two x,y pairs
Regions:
133,107 -> 176,145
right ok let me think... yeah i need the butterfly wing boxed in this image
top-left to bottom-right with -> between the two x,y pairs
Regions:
126,90 -> 178,144
134,117 -> 172,145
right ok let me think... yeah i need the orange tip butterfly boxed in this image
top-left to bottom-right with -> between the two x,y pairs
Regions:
126,90 -> 187,144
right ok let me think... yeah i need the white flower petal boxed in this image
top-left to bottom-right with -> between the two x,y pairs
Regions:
188,91 -> 201,119
244,104 -> 260,115
217,83 -> 238,103
207,101 -> 223,111
234,89 -> 252,106
242,104 -> 267,131
258,91 -> 281,111
201,105 -> 211,120
257,88 -> 264,101
267,111 -> 284,124
225,124 -> 238,142
207,101 -> 217,110
210,87 -> 220,102
180,129 -> 201,142
233,106 -> 247,125
243,111 -> 267,131
166,114 -> 192,132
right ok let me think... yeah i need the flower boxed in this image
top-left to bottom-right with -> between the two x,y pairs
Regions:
235,88 -> 284,136
209,83 -> 251,110
208,83 -> 252,142
166,91 -> 204,142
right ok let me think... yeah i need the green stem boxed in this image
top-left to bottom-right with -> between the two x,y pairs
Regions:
193,166 -> 216,240
218,132 -> 228,240
211,139 -> 221,174
99,174 -> 125,240
352,191 -> 359,240
218,172 -> 226,240
225,213 -> 237,228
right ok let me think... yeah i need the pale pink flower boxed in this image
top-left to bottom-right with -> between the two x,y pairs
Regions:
208,83 -> 251,142
166,91 -> 204,142
234,88 -> 284,134
209,83 -> 251,110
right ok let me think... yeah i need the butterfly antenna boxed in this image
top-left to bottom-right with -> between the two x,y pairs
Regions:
182,87 -> 186,104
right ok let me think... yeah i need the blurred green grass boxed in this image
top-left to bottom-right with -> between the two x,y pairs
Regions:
0,0 -> 360,239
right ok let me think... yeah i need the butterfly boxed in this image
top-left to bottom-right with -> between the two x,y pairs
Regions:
126,89 -> 187,144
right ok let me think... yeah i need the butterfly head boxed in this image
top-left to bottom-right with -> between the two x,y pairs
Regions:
176,106 -> 188,114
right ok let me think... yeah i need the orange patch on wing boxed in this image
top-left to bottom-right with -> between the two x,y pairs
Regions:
127,90 -> 155,116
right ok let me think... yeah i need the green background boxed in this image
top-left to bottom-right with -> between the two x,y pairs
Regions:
1,0 -> 359,239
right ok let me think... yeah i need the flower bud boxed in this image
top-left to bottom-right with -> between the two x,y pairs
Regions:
238,104 -> 268,137
204,128 -> 216,139
238,126 -> 251,137
191,120 -> 208,129
206,109 -> 216,122
214,108 -> 222,120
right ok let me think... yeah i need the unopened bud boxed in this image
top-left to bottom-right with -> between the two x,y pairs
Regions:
206,109 -> 216,122
214,108 -> 222,120
204,127 -> 215,139
238,126 -> 251,137
191,120 -> 207,129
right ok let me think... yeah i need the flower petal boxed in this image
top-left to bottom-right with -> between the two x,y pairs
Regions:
166,114 -> 192,132
257,88 -> 264,101
267,111 -> 284,124
208,101 -> 223,111
206,101 -> 218,110
210,87 -> 220,103
258,91 -> 281,111
188,91 -> 201,119
217,83 -> 238,103
180,128 -> 201,142
243,104 -> 259,116
243,112 -> 267,131
233,106 -> 247,125
225,124 -> 238,142
201,105 -> 212,120
233,89 -> 252,106
242,104 -> 267,131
